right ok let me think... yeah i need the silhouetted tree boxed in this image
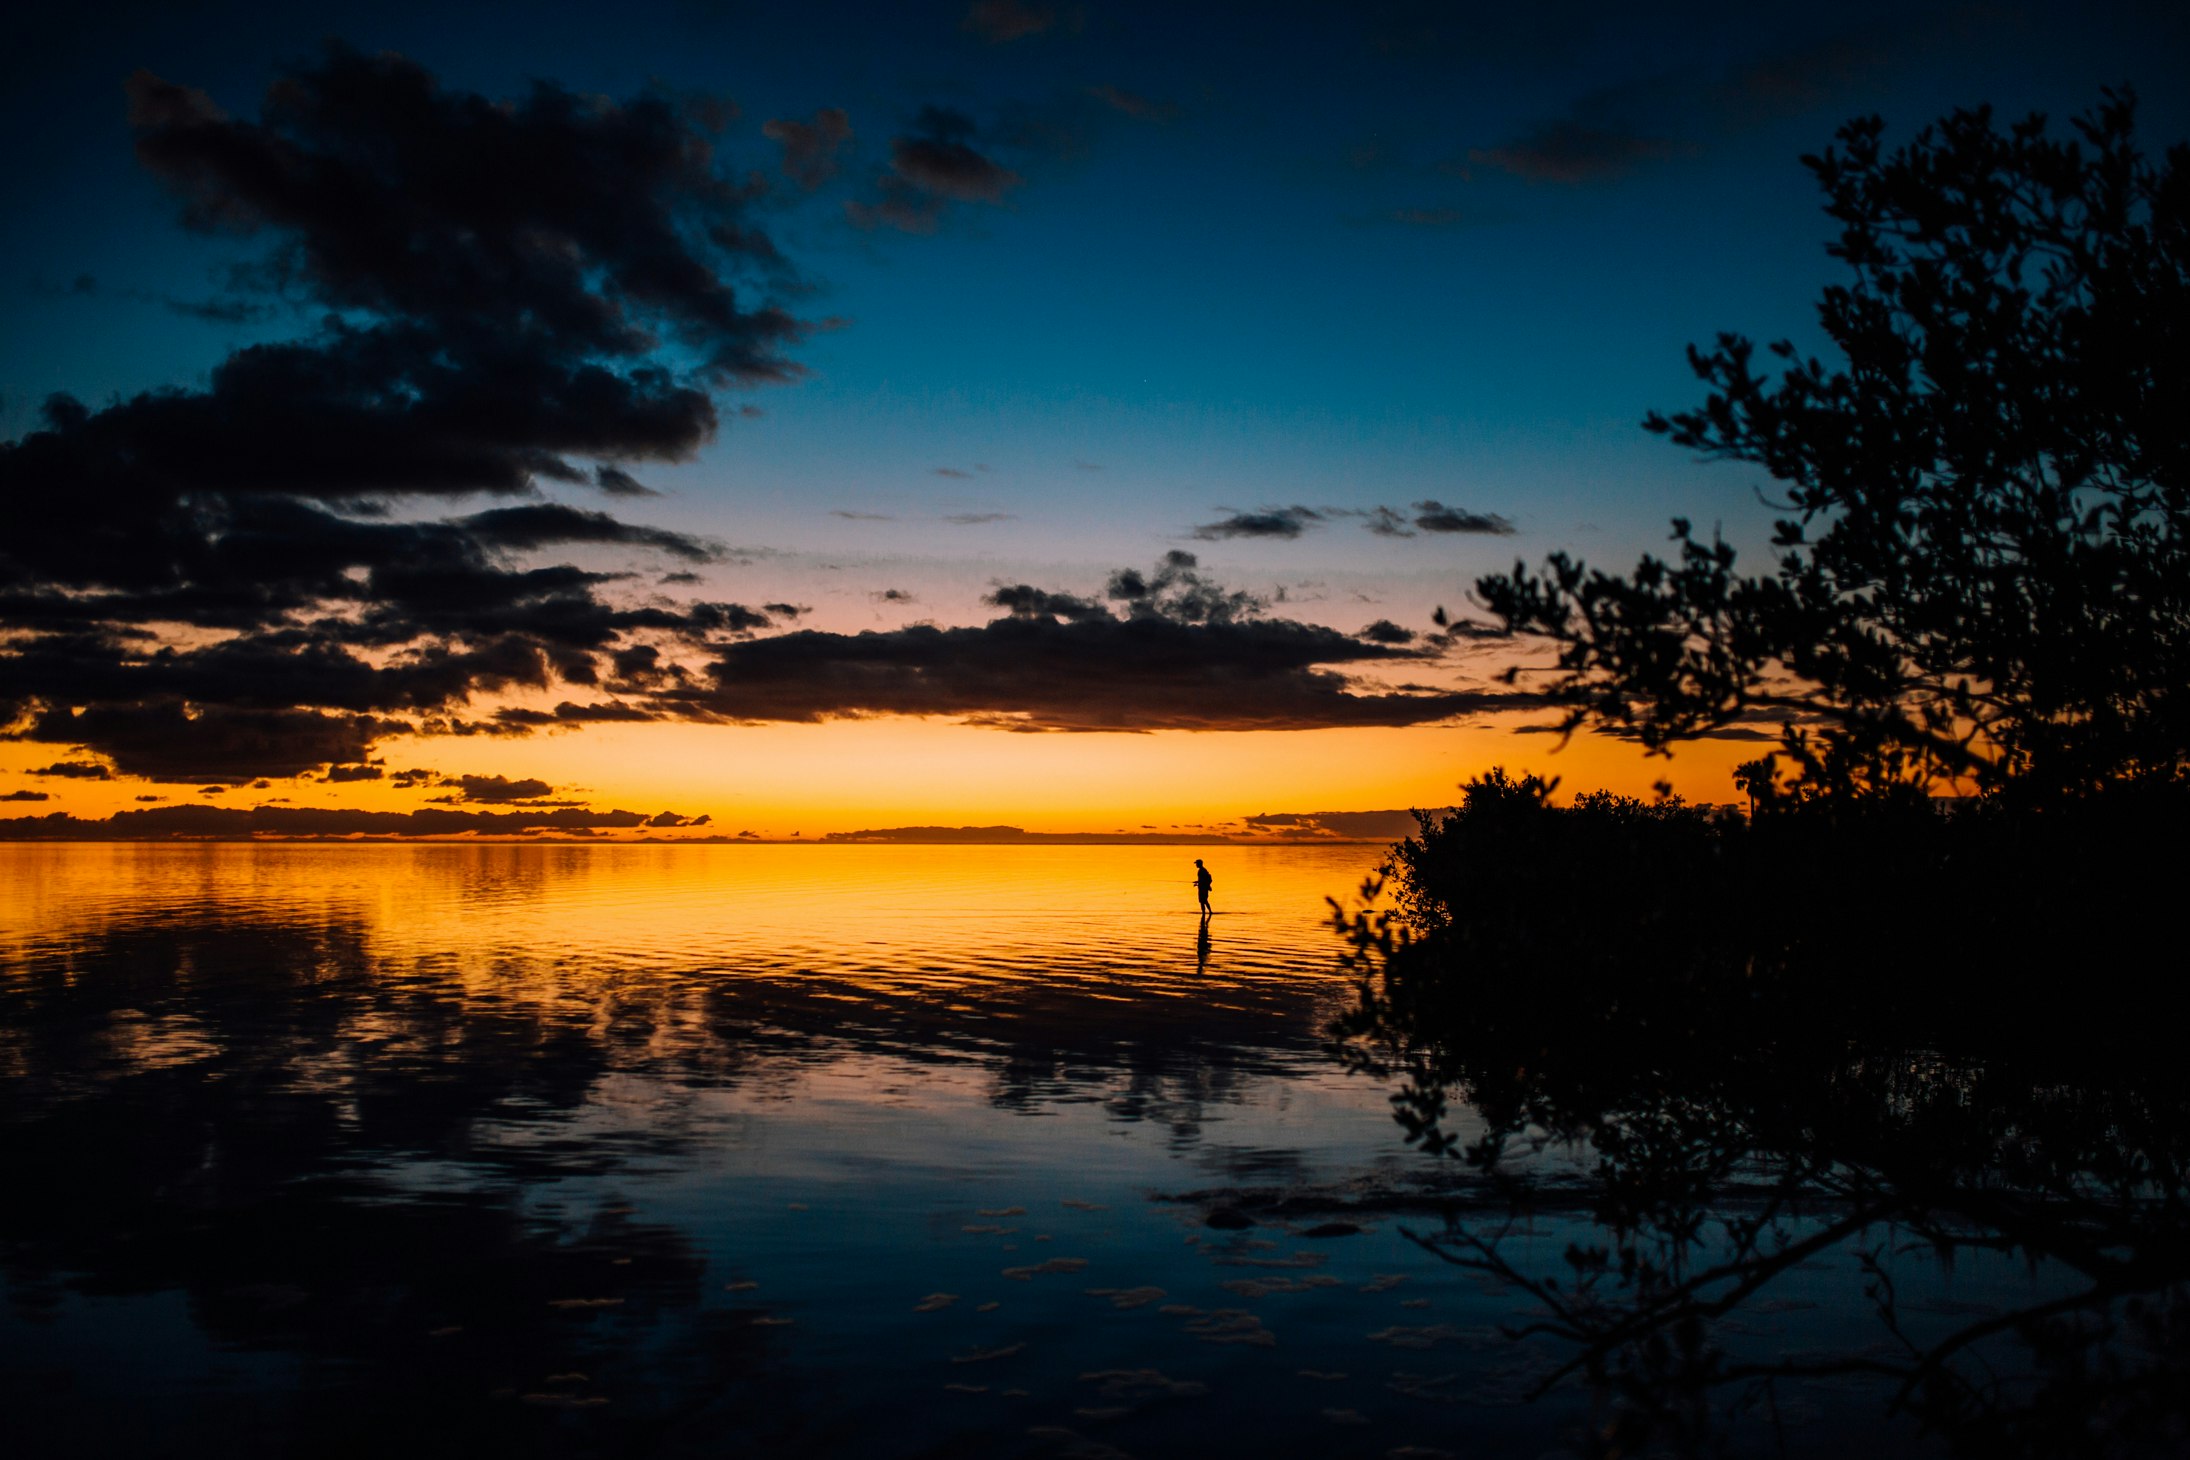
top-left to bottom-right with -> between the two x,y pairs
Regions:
1480,92 -> 2188,805
1328,772 -> 2190,1457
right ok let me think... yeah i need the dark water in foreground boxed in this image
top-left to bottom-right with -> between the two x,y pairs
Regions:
0,845 -> 2102,1458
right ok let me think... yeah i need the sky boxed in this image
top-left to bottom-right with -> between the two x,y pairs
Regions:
2,0 -> 2183,839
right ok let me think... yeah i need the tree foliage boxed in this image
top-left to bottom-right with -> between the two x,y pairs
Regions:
1328,772 -> 2190,1455
1481,92 -> 2188,804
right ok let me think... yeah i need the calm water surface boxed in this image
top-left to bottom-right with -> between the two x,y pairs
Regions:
0,844 -> 2061,1458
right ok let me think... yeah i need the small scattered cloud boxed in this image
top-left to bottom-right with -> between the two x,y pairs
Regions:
1411,500 -> 1515,535
933,466 -> 974,479
1383,206 -> 1470,227
961,0 -> 1071,43
1358,619 -> 1416,645
449,773 -> 555,804
324,763 -> 385,782
1717,34 -> 1893,126
32,761 -> 114,779
1467,119 -> 1683,185
831,509 -> 896,521
38,271 -> 277,325
594,464 -> 658,497
762,107 -> 854,190
1087,85 -> 1179,122
1191,506 -> 1324,541
872,588 -> 916,604
848,106 -> 1023,233
943,512 -> 1014,525
1240,809 -> 1431,841
2,790 -> 49,802
1362,501 -> 1516,537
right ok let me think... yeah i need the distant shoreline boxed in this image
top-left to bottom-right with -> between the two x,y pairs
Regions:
0,833 -> 1399,847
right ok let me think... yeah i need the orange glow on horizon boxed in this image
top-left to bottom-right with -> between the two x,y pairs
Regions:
1,714 -> 1761,837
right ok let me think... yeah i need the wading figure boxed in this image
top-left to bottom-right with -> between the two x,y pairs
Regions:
1194,858 -> 1213,916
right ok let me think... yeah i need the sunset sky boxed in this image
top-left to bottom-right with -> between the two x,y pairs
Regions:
3,1 -> 2182,838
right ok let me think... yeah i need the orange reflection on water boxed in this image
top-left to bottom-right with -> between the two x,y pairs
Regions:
0,841 -> 1385,1004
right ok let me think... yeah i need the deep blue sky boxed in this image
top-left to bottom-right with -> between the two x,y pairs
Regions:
11,0 -> 2182,621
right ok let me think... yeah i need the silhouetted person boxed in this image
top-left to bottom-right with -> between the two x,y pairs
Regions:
1194,858 -> 1213,916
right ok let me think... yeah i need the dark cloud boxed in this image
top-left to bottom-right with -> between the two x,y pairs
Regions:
1241,809 -> 1431,840
1468,119 -> 1682,184
493,700 -> 660,727
1359,619 -> 1417,645
451,774 -> 555,803
761,107 -> 853,190
651,555 -> 1533,733
830,509 -> 895,521
456,504 -> 716,561
324,763 -> 384,782
892,123 -> 1022,201
1,48 -> 822,784
1410,500 -> 1516,535
1383,207 -> 1470,227
1362,506 -> 1415,537
39,270 -> 279,325
2,789 -> 49,801
1510,718 -> 1779,744
873,588 -> 916,604
593,465 -> 658,498
847,107 -> 1023,233
933,466 -> 973,478
1722,36 -> 1890,120
943,512 -> 1014,525
1454,33 -> 1886,192
0,804 -> 704,839
125,51 -> 802,380
984,584 -> 1111,623
1191,506 -> 1324,541
14,705 -> 398,784
1086,85 -> 1179,122
961,0 -> 1070,43
31,761 -> 114,779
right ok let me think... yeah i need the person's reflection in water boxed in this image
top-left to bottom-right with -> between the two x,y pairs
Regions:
1196,913 -> 1212,971
1194,858 -> 1213,916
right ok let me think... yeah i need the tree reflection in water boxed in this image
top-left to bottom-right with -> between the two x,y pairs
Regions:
1328,777 -> 2190,1458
